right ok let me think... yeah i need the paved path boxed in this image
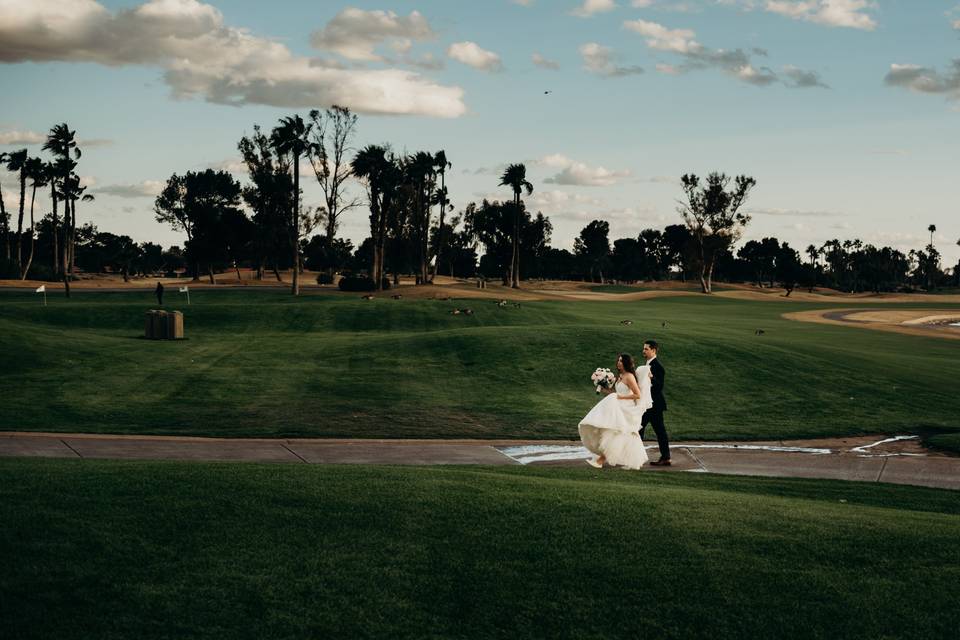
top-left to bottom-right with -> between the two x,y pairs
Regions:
2,432 -> 958,491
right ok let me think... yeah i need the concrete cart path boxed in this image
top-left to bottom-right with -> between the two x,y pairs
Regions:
2,432 -> 958,491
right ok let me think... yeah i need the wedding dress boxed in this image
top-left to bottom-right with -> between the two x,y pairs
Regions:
578,367 -> 652,469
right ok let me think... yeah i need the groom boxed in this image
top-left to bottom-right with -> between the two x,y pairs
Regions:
640,339 -> 671,466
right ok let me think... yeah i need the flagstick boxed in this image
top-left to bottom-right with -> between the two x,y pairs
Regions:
43,290 -> 47,307
187,289 -> 191,305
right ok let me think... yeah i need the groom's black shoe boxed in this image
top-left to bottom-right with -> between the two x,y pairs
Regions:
650,458 -> 672,467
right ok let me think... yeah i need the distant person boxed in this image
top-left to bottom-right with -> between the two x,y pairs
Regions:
155,281 -> 164,307
640,340 -> 671,466
578,353 -> 652,470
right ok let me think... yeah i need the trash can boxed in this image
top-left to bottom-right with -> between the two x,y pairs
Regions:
167,311 -> 184,340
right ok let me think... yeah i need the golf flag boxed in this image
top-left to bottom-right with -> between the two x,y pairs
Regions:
179,286 -> 188,293
179,285 -> 191,304
35,285 -> 45,293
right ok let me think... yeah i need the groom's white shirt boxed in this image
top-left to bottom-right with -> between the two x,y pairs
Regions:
646,356 -> 656,365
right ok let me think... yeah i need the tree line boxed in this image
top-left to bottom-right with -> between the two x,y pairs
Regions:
3,118 -> 957,294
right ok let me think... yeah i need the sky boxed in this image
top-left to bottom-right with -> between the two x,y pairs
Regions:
1,0 -> 958,265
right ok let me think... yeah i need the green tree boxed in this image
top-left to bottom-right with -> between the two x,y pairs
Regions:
43,123 -> 82,296
574,220 -> 611,283
430,150 -> 452,283
352,144 -> 393,289
0,151 -> 8,262
679,172 -> 756,293
239,125 -> 293,280
155,170 -> 245,284
5,149 -> 28,274
499,164 -> 533,289
20,156 -> 48,279
270,114 -> 314,296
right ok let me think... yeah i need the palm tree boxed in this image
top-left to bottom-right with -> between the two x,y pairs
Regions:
352,145 -> 390,289
5,149 -> 28,273
430,150 -> 452,283
44,123 -> 81,295
270,114 -> 314,296
409,151 -> 436,284
43,161 -> 60,274
0,151 -> 8,261
499,163 -> 533,288
59,173 -> 94,295
928,224 -> 936,249
21,156 -> 47,279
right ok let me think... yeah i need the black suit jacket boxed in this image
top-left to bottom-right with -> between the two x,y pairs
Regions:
648,358 -> 667,411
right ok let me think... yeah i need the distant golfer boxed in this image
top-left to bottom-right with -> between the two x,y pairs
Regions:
155,281 -> 164,307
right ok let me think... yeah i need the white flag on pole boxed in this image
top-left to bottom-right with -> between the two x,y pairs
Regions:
179,286 -> 189,293
35,285 -> 45,293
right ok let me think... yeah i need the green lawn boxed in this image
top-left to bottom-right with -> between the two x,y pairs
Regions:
1,289 -> 959,440
1,459 -> 958,639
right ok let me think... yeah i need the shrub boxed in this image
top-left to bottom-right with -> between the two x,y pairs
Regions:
316,272 -> 335,285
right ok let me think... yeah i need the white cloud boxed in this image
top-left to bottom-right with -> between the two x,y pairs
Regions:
579,43 -> 644,77
538,153 -> 632,186
748,207 -> 847,217
512,0 -> 536,5
309,9 -> 435,62
447,41 -> 503,72
624,18 -> 824,88
94,180 -> 165,198
0,130 -> 47,145
0,0 -> 466,118
571,0 -> 618,18
532,53 -> 560,70
623,19 -> 700,53
764,0 -> 877,31
209,157 -> 313,178
884,61 -> 960,98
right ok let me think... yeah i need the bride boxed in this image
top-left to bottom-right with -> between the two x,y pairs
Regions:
579,353 -> 652,470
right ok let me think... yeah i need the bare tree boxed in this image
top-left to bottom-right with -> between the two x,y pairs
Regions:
678,172 -> 756,294
308,107 -> 361,252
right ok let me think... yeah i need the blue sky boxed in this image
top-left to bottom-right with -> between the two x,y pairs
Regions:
1,0 -> 958,265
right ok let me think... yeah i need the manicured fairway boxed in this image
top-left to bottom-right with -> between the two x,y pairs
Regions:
1,289 -> 958,440
1,459 -> 958,639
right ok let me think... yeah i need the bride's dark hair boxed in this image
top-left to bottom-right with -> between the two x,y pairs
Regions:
618,353 -> 636,378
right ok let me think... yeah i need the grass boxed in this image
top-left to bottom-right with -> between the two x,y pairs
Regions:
1,458 -> 958,639
1,289 -> 959,440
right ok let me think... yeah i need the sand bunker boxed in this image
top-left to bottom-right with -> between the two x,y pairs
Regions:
785,308 -> 960,341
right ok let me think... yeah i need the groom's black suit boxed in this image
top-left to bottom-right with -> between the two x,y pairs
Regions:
640,357 -> 670,460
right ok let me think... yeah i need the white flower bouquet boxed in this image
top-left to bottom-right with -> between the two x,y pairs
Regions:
591,367 -> 616,394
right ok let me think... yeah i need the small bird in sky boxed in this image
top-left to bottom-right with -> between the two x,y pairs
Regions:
544,90 -> 552,95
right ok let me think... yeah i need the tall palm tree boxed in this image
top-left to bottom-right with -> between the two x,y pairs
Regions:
59,173 -> 93,296
0,151 -> 8,261
352,144 -> 390,289
409,151 -> 436,284
430,150 -> 452,283
499,163 -> 533,289
270,114 -> 314,296
43,161 -> 60,274
21,156 -> 47,279
928,224 -> 936,249
44,123 -> 81,295
5,149 -> 28,273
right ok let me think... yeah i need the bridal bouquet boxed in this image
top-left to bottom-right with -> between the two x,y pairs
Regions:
591,367 -> 616,394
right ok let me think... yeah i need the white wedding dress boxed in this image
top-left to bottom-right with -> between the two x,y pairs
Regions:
578,368 -> 653,469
